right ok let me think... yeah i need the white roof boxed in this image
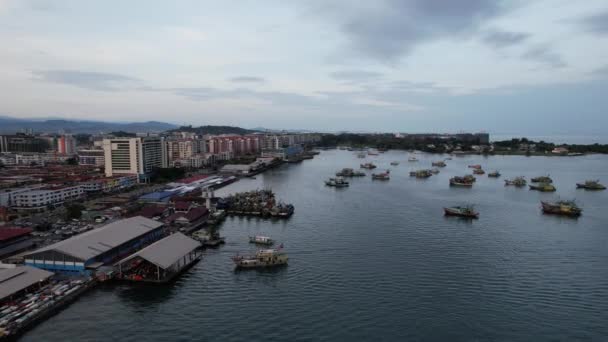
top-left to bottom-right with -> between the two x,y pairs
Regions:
25,216 -> 163,261
119,232 -> 200,269
0,266 -> 54,301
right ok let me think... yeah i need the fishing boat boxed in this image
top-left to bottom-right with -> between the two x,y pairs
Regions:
232,248 -> 288,268
360,162 -> 377,169
444,205 -> 479,218
249,235 -> 274,246
410,169 -> 432,178
505,177 -> 526,187
372,170 -> 390,180
529,183 -> 556,192
450,176 -> 474,187
390,161 -> 400,166
576,180 -> 606,190
463,175 -> 476,183
432,161 -> 446,167
531,175 -> 553,183
541,200 -> 582,217
488,171 -> 501,178
336,168 -> 365,177
325,177 -> 349,187
468,164 -> 482,169
408,157 -> 418,162
473,168 -> 485,175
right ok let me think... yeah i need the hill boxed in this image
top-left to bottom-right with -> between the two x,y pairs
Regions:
172,125 -> 258,135
0,116 -> 177,134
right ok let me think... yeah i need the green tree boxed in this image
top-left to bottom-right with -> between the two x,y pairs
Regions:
65,204 -> 85,220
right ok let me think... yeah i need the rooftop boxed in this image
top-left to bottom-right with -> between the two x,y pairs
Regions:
0,227 -> 33,242
24,216 -> 163,262
0,266 -> 54,301
117,232 -> 200,270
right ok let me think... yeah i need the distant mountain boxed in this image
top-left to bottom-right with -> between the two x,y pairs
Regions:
0,116 -> 177,134
172,125 -> 259,135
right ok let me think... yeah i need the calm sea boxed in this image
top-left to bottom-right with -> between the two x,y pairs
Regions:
21,150 -> 608,341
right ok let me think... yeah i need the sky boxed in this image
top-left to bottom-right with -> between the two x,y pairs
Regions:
1,0 -> 608,135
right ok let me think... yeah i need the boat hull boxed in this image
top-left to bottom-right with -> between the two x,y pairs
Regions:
444,208 -> 479,218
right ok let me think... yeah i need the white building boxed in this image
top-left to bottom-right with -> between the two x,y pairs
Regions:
12,185 -> 84,211
78,149 -> 105,166
103,137 -> 164,180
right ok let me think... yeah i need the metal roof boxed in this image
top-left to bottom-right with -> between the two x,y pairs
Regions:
25,216 -> 163,262
119,233 -> 200,270
0,266 -> 54,301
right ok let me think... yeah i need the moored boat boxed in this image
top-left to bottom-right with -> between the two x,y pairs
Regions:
505,176 -> 526,187
576,180 -> 606,190
450,176 -> 474,187
541,200 -> 582,217
529,183 -> 556,192
468,164 -> 482,169
473,169 -> 485,175
488,171 -> 501,178
432,161 -> 446,167
372,170 -> 390,180
232,248 -> 288,268
531,175 -> 553,183
390,161 -> 399,166
408,157 -> 418,162
444,206 -> 479,218
360,162 -> 377,169
410,169 -> 432,178
336,168 -> 365,177
249,235 -> 274,245
325,177 -> 350,187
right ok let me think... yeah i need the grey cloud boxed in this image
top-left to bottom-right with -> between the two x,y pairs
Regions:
229,76 -> 266,83
482,30 -> 530,48
33,70 -> 140,91
327,0 -> 510,62
579,10 -> 608,35
522,46 -> 566,68
329,70 -> 383,82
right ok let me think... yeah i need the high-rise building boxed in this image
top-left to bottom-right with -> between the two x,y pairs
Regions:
103,137 -> 164,180
57,135 -> 76,155
0,134 -> 48,153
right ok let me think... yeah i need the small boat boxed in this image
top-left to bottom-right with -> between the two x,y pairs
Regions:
372,170 -> 390,180
336,168 -> 365,177
505,177 -> 526,187
367,149 -> 379,156
390,161 -> 399,166
468,164 -> 482,169
232,248 -> 288,268
473,168 -> 485,175
576,180 -> 606,190
529,183 -> 556,192
450,176 -> 474,187
488,171 -> 501,178
463,175 -> 476,183
444,206 -> 479,218
360,162 -> 377,169
408,157 -> 418,162
357,152 -> 366,158
325,177 -> 349,187
249,235 -> 274,246
432,161 -> 446,167
541,200 -> 582,217
410,169 -> 432,178
531,175 -> 553,183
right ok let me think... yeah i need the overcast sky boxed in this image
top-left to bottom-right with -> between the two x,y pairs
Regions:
1,0 -> 608,134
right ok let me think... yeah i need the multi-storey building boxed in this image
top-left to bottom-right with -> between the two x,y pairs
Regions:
0,135 -> 48,153
78,149 -> 105,166
57,135 -> 76,155
12,185 -> 84,211
103,137 -> 164,180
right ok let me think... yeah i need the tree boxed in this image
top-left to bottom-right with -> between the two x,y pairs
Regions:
65,204 -> 85,220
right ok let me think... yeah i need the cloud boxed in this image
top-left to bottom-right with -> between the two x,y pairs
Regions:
228,76 -> 266,83
324,0 -> 510,62
329,70 -> 383,82
32,70 -> 140,91
579,10 -> 608,35
481,29 -> 530,48
522,45 -> 566,68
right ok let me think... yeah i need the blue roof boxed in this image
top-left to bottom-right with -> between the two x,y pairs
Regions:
139,191 -> 175,202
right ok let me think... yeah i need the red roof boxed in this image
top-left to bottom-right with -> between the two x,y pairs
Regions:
0,228 -> 33,241
174,201 -> 190,211
183,207 -> 209,222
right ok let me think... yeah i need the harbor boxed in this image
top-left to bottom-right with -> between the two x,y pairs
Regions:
12,150 -> 608,341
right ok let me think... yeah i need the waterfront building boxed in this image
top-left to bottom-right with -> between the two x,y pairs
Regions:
0,228 -> 34,259
23,216 -> 165,275
103,137 -> 164,181
0,266 -> 54,303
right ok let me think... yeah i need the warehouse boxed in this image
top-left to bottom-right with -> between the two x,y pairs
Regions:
23,216 -> 164,275
116,233 -> 201,283
0,266 -> 54,303
0,228 -> 34,260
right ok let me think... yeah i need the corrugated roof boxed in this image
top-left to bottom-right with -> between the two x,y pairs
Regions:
0,228 -> 32,241
25,216 -> 163,262
124,233 -> 200,269
0,266 -> 54,301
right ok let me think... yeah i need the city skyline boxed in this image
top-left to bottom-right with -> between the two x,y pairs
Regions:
1,0 -> 608,135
